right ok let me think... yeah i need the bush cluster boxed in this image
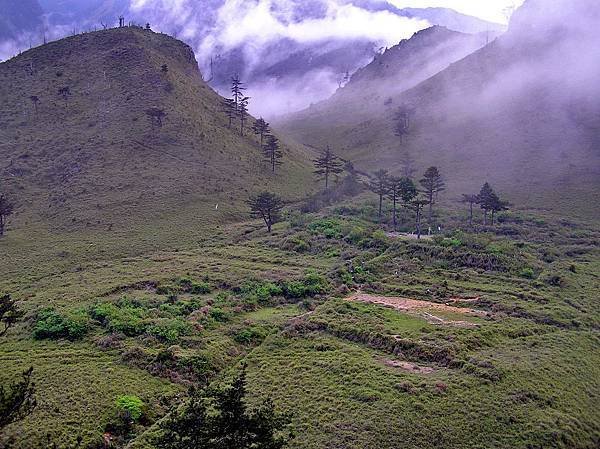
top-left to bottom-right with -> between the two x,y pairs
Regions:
33,308 -> 88,340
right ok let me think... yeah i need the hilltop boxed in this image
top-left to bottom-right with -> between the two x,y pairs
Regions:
279,0 -> 600,218
0,26 -> 313,281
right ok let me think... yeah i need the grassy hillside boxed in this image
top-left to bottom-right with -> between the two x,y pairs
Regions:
0,26 -> 314,278
278,1 -> 600,219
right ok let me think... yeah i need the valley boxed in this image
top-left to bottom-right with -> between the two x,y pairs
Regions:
0,1 -> 599,448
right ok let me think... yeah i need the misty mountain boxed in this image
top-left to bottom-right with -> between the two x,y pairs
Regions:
279,26 -> 490,126
279,0 -> 600,216
0,0 -> 504,116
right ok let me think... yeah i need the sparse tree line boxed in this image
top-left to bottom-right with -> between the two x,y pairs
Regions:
222,75 -> 284,173
248,143 -> 510,237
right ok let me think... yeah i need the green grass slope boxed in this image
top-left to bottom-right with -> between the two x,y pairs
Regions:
0,26 -> 314,278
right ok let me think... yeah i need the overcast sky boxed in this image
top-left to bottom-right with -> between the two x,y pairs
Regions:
388,0 -> 525,23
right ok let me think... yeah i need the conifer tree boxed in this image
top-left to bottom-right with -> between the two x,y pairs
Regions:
399,149 -> 416,179
461,194 -> 480,227
419,166 -> 445,223
158,367 -> 291,449
393,105 -> 412,144
1,295 -> 35,431
388,176 -> 416,231
478,183 -> 495,225
248,192 -> 284,234
411,199 -> 430,239
231,75 -> 245,110
252,118 -> 270,147
238,96 -> 250,136
222,98 -> 236,128
313,146 -> 344,190
263,135 -> 283,173
368,169 -> 390,221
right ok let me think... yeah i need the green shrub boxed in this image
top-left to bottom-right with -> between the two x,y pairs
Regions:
520,267 -> 535,279
147,318 -> 191,342
115,395 -> 145,422
440,238 -> 462,248
209,307 -> 229,322
282,272 -> 329,299
345,226 -> 368,245
308,218 -> 343,239
33,308 -> 88,340
90,301 -> 147,336
241,281 -> 283,304
233,325 -> 269,344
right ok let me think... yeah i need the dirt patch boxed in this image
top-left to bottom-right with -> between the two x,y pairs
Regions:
386,232 -> 433,240
382,358 -> 435,374
346,293 -> 489,327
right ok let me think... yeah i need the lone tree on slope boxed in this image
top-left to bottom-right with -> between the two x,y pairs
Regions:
368,169 -> 390,222
313,146 -> 344,190
238,96 -> 250,136
478,183 -> 510,226
29,95 -> 40,114
248,192 -> 284,234
263,135 -> 283,173
419,166 -> 445,224
393,105 -> 412,144
146,107 -> 167,129
478,183 -> 509,226
252,118 -> 270,147
222,98 -> 236,128
0,194 -> 14,237
58,87 -> 71,108
231,75 -> 245,110
399,149 -> 416,179
411,198 -> 430,239
461,193 -> 480,227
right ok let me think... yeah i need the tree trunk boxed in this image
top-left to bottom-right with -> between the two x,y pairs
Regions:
325,169 -> 329,190
491,210 -> 495,226
469,203 -> 473,227
428,191 -> 433,223
378,194 -> 383,222
392,195 -> 397,231
483,209 -> 488,226
0,215 -> 4,236
416,208 -> 421,239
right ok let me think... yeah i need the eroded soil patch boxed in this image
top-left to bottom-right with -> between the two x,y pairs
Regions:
381,358 -> 435,374
346,293 -> 489,327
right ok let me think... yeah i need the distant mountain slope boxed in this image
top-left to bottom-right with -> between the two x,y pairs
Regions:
1,0 -> 505,116
0,27 -> 312,234
279,0 -> 600,217
277,26 -> 489,131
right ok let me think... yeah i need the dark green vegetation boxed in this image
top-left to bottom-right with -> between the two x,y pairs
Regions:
157,368 -> 291,449
1,5 -> 600,449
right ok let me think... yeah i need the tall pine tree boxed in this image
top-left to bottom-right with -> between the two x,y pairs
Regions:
263,135 -> 283,173
419,167 -> 445,223
252,118 -> 270,147
313,146 -> 344,190
368,169 -> 390,222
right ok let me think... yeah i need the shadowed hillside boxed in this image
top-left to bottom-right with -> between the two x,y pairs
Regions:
279,0 -> 600,218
